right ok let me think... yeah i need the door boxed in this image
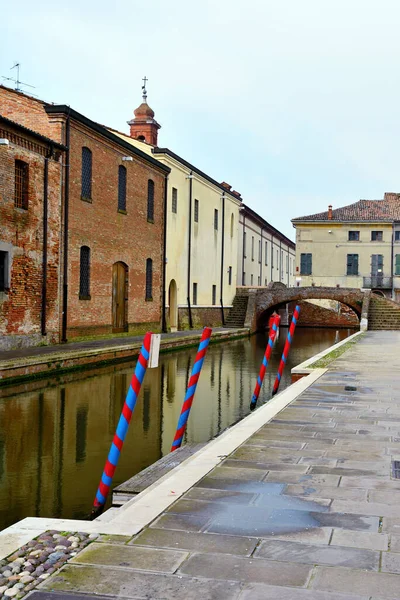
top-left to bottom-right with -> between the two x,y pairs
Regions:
112,262 -> 128,332
371,254 -> 384,287
168,279 -> 178,331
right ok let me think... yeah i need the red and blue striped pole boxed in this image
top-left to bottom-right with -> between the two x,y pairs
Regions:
249,316 -> 280,411
91,332 -> 152,516
271,305 -> 301,397
171,327 -> 212,452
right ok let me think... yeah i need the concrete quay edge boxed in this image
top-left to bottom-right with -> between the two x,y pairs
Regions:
0,367 -> 326,559
0,328 -> 249,386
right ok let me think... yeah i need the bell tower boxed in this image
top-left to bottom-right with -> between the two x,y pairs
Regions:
128,77 -> 161,146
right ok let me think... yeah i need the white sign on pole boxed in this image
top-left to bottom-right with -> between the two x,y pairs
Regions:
148,334 -> 161,368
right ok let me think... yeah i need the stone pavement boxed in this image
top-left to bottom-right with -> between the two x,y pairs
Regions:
31,332 -> 400,599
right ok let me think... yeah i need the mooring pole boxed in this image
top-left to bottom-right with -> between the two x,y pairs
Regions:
271,305 -> 301,397
171,327 -> 212,451
249,316 -> 280,411
91,332 -> 152,517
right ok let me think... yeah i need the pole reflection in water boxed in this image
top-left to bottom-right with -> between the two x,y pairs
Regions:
0,328 -> 352,530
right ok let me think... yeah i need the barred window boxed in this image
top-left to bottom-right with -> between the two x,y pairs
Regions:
172,187 -> 178,213
79,246 -> 91,299
15,160 -> 29,209
194,199 -> 199,222
145,258 -> 153,300
81,147 -> 92,200
214,209 -> 218,231
147,179 -> 154,221
193,282 -> 198,305
118,165 -> 126,211
228,266 -> 232,285
212,284 -> 216,305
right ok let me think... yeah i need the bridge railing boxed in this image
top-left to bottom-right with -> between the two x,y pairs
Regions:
363,276 -> 392,289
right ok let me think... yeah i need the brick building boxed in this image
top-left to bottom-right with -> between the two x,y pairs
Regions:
0,115 -> 65,349
0,86 -> 170,346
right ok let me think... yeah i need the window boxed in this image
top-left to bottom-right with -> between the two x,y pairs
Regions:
265,242 -> 268,265
228,266 -> 232,285
258,240 -> 261,263
212,285 -> 216,305
147,179 -> 154,221
81,147 -> 92,200
347,254 -> 359,275
251,236 -> 254,261
300,253 -> 312,275
0,251 -> 7,291
172,187 -> 177,213
395,231 -> 400,242
194,199 -> 199,223
371,254 -> 383,276
348,231 -> 360,241
286,255 -> 289,273
230,213 -> 234,237
193,282 -> 197,305
243,232 -> 247,257
79,246 -> 91,299
276,250 -> 279,269
214,209 -> 218,231
271,245 -> 274,268
371,231 -> 383,242
118,165 -> 127,212
145,258 -> 153,300
265,277 -> 267,285
15,160 -> 29,209
395,255 -> 400,276
251,274 -> 254,285
242,272 -> 246,285
258,276 -> 261,286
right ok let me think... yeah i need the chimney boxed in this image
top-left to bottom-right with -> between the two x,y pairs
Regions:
231,190 -> 242,199
328,205 -> 333,220
221,182 -> 232,190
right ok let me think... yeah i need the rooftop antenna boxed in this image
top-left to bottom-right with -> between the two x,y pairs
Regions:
2,62 -> 36,94
142,75 -> 148,102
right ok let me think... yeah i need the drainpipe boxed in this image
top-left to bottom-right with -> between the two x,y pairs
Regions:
260,228 -> 263,286
61,115 -> 70,343
242,213 -> 246,285
279,238 -> 282,281
391,222 -> 395,300
220,192 -> 225,325
41,145 -> 53,336
271,233 -> 273,282
186,171 -> 193,328
162,174 -> 168,333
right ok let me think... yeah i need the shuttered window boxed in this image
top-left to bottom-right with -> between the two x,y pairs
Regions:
79,246 -> 91,299
147,179 -> 154,221
172,188 -> 177,213
371,254 -> 384,276
145,258 -> 153,300
118,165 -> 126,211
395,255 -> 400,276
300,253 -> 312,275
214,209 -> 218,231
347,254 -> 359,275
81,147 -> 92,200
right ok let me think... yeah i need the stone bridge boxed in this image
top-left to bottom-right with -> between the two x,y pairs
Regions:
236,284 -> 369,332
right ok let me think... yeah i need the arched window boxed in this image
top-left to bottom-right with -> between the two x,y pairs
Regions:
81,147 -> 92,200
147,179 -> 154,222
15,160 -> 29,209
118,165 -> 127,212
230,213 -> 234,237
79,246 -> 91,299
145,258 -> 153,300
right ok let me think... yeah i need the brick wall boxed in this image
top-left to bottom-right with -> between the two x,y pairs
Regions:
176,307 -> 230,330
0,126 -> 62,348
291,301 -> 359,328
66,122 -> 166,339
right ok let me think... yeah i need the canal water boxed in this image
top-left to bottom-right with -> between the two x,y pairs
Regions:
0,328 -> 352,531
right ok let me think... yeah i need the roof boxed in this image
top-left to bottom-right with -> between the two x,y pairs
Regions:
242,204 -> 296,248
292,194 -> 400,223
0,114 -> 67,150
45,105 -> 170,174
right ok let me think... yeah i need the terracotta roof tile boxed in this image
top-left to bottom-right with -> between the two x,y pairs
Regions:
292,193 -> 400,223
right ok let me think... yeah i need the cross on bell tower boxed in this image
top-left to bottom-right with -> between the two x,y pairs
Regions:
128,77 -> 161,146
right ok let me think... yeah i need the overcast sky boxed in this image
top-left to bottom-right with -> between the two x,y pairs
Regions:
2,0 -> 399,240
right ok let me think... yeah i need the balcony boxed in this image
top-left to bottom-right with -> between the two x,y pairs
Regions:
363,276 -> 393,289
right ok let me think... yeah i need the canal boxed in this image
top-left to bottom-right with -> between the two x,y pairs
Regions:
0,328 -> 352,531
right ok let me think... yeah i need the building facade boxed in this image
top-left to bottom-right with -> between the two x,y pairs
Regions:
292,194 -> 400,302
237,204 -> 296,288
112,89 -> 242,330
1,85 -> 169,346
0,115 -> 65,349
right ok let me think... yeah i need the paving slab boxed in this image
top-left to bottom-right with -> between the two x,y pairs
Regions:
312,566 -> 400,599
330,529 -> 389,551
239,583 -> 369,600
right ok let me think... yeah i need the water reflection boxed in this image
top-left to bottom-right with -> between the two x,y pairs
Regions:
0,328 -> 352,530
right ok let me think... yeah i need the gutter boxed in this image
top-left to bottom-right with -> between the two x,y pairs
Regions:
41,145 -> 54,336
162,174 -> 168,333
220,192 -> 225,325
242,213 -> 246,284
61,115 -> 71,343
187,171 -> 193,329
260,228 -> 263,285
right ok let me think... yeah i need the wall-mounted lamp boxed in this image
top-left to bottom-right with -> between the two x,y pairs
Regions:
328,230 -> 332,234
0,139 -> 10,146
122,156 -> 133,161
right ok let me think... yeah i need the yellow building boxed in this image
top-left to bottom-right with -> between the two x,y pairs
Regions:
292,193 -> 400,302
110,86 -> 241,330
